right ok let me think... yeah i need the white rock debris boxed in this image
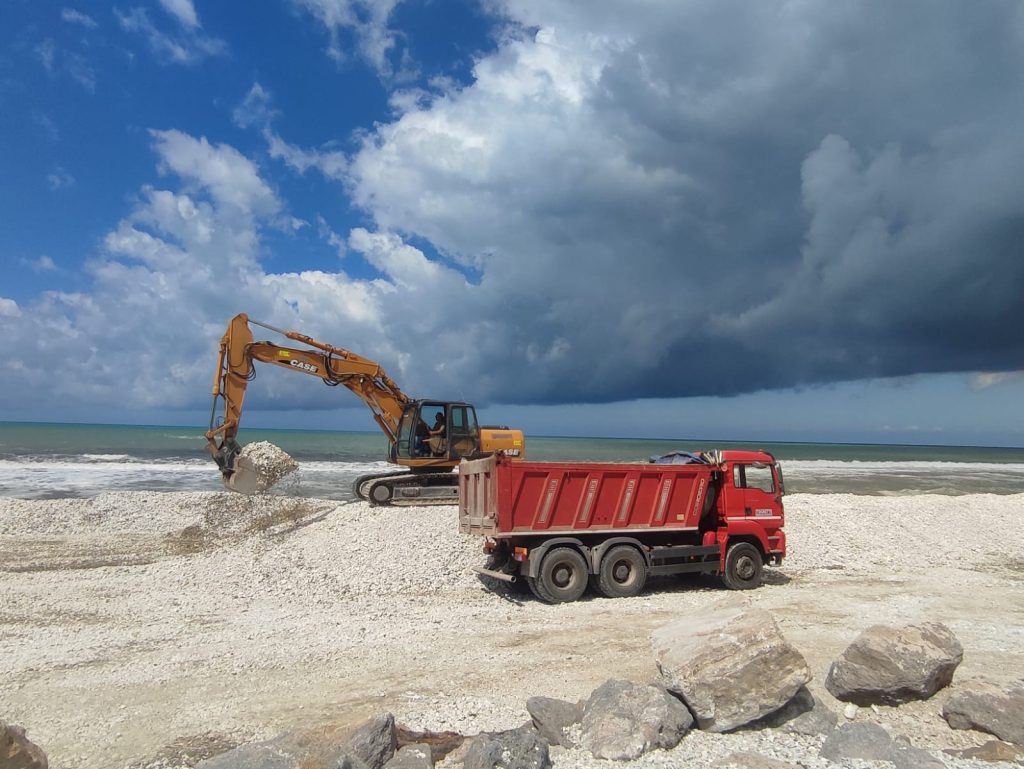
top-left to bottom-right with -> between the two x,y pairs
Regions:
0,490 -> 1021,769
238,440 -> 299,491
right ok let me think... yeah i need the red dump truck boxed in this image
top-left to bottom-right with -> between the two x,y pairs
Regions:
458,450 -> 786,603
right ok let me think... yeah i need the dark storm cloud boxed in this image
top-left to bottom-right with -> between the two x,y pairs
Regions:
349,0 -> 1024,404
2,1 -> 1021,417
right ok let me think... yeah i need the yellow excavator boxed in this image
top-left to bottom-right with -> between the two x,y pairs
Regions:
205,313 -> 525,505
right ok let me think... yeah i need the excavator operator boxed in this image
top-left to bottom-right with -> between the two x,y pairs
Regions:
427,411 -> 446,456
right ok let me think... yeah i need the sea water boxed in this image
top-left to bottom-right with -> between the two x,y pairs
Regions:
1,421 -> 1023,500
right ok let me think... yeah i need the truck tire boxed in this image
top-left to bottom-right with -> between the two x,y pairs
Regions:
536,547 -> 589,603
596,545 -> 647,598
723,542 -> 763,590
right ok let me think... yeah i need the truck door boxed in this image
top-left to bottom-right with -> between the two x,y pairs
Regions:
732,463 -> 783,521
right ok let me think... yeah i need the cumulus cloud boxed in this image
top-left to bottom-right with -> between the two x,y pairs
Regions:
4,1 -> 1023,417
150,129 -> 280,215
0,131 -> 407,412
333,0 -> 1024,403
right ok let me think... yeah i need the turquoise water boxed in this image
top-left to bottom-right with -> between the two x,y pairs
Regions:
2,421 -> 1024,499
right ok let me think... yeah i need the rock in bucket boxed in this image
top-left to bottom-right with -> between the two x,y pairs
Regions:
236,441 -> 299,492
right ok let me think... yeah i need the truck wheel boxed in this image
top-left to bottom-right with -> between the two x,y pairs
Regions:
723,542 -> 763,590
526,576 -> 552,603
537,547 -> 588,603
597,545 -> 647,598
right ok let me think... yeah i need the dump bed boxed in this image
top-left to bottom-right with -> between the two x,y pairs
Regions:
459,454 -> 716,538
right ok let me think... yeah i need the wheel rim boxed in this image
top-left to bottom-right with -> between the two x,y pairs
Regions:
541,550 -> 586,601
553,565 -> 573,588
613,560 -> 632,584
735,555 -> 756,580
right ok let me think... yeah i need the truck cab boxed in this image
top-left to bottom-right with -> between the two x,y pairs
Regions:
717,451 -> 786,566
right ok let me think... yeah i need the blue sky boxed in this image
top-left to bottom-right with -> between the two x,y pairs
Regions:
1,0 -> 1023,447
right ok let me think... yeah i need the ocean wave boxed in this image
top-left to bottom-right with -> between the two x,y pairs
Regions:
1,453 -> 1022,500
0,457 -> 394,500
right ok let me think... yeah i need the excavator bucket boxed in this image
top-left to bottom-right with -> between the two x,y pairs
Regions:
223,455 -> 260,495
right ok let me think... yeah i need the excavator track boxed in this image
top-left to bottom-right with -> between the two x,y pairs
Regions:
353,471 -> 459,507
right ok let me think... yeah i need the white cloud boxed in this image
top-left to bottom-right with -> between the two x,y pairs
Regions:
265,131 -> 348,181
29,255 -> 58,272
233,83 -> 278,129
159,0 -> 199,29
61,8 -> 98,29
35,39 -> 56,72
34,38 -> 96,91
117,6 -> 226,64
295,0 -> 403,76
47,168 -> 75,190
150,129 -> 280,215
4,2 -> 1024,418
0,299 -> 20,318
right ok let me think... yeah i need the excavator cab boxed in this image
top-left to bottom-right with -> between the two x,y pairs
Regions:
394,400 -> 480,463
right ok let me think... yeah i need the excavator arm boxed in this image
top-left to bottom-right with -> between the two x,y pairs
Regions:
205,313 -> 411,491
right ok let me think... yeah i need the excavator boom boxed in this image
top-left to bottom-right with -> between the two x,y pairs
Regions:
205,313 -> 411,491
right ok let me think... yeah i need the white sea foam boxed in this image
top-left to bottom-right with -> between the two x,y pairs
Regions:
0,458 -> 394,500
2,454 -> 1023,500
780,459 -> 1024,494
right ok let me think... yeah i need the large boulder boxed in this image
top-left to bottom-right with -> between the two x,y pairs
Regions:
525,696 -> 582,747
945,740 -> 1024,762
238,441 -> 299,492
651,606 -> 811,732
1,722 -> 48,769
743,687 -> 838,737
346,713 -> 398,769
820,722 -> 895,763
195,713 -> 396,769
820,723 -> 944,769
383,744 -> 433,769
580,679 -> 693,760
942,680 -> 1024,745
825,622 -> 963,705
462,727 -> 549,769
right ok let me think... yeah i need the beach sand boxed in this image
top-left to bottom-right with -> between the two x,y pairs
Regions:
1,490 -> 1022,768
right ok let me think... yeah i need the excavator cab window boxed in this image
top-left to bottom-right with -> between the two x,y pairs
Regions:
395,408 -> 417,459
448,405 -> 479,459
